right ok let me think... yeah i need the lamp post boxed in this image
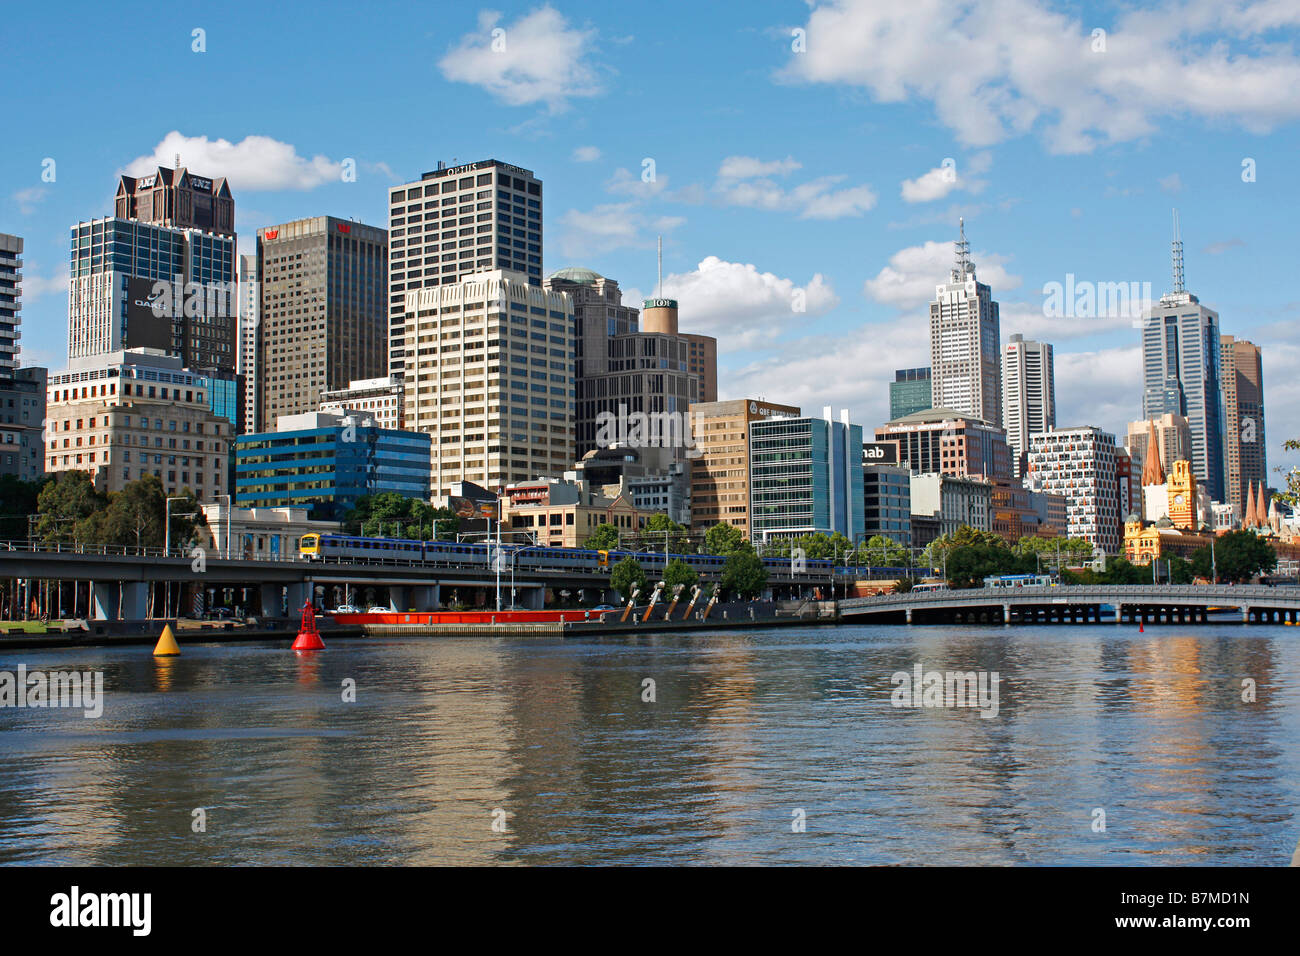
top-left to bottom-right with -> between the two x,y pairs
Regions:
216,493 -> 231,559
508,544 -> 546,610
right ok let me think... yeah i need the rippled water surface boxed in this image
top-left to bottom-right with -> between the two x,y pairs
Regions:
1,623 -> 1297,865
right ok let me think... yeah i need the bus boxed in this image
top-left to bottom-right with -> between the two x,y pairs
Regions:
983,573 -> 1056,589
910,581 -> 949,593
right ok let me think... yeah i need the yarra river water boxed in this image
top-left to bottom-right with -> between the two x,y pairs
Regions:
1,623 -> 1298,865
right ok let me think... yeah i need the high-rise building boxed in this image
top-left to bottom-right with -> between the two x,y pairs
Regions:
237,253 -> 259,433
116,165 -> 235,238
548,267 -> 700,471
45,349 -> 231,498
930,219 -> 1001,425
874,407 -> 1013,482
684,333 -> 718,403
863,443 -> 912,547
0,233 -> 22,378
1219,334 -> 1266,517
387,159 -> 542,374
1025,426 -> 1121,553
255,217 -> 388,431
689,398 -> 801,536
319,375 -> 404,431
910,473 -> 992,537
889,367 -> 932,420
1002,333 -> 1055,478
400,270 -> 574,497
67,217 -> 236,370
749,409 -> 864,542
1139,213 -> 1226,502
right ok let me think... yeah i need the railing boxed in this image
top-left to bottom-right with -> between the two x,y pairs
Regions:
841,583 -> 1300,607
0,541 -> 312,562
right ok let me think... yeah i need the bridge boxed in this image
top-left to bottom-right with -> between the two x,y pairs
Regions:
0,541 -> 832,620
838,584 -> 1300,625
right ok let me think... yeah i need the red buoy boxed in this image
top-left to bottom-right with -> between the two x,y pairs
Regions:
292,602 -> 325,651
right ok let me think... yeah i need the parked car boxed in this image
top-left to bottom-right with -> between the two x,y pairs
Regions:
366,606 -> 391,614
331,604 -> 361,614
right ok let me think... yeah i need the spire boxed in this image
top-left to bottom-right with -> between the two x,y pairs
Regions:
1245,481 -> 1258,528
952,217 -> 973,281
1171,208 -> 1184,294
1257,482 -> 1269,529
1141,419 -> 1165,486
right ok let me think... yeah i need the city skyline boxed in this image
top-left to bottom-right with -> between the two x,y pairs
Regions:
3,1 -> 1298,481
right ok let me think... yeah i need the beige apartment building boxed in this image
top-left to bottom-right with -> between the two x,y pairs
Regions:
400,269 -> 575,497
46,349 -> 230,497
689,398 -> 801,537
502,477 -> 647,549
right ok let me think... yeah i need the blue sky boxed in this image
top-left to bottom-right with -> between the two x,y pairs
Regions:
4,0 -> 1298,476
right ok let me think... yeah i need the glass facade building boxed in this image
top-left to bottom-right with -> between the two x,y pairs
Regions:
234,417 -> 431,520
864,463 -> 912,547
889,367 -> 932,420
749,415 -> 865,541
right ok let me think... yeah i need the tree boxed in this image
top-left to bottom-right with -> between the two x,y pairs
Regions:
1013,535 -> 1095,568
0,474 -> 51,541
610,557 -> 647,602
34,471 -> 107,545
704,521 -> 746,556
663,557 -> 698,593
95,476 -> 207,550
721,546 -> 767,598
1277,438 -> 1299,507
585,522 -> 621,550
1100,556 -> 1144,585
945,542 -> 1019,588
641,513 -> 693,553
346,492 -> 455,539
855,534 -> 910,567
1190,531 -> 1276,583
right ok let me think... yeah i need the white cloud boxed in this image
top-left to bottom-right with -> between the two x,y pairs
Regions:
712,157 -> 876,219
1053,346 -> 1143,437
558,203 -> 683,258
12,186 -> 47,215
717,155 -> 801,180
123,131 -> 344,190
438,6 -> 601,111
624,256 -> 839,349
863,237 -> 1021,309
22,264 -> 69,300
572,145 -> 602,162
605,166 -> 669,198
900,152 -> 991,202
780,0 -> 1300,154
1159,172 -> 1184,194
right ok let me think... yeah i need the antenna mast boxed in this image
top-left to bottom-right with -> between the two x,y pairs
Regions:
1171,208 -> 1184,294
657,235 -> 663,298
953,217 -> 971,281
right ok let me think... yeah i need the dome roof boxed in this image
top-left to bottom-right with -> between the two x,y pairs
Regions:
548,266 -> 602,285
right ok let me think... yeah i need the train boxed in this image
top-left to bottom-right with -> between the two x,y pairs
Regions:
298,533 -> 930,579
982,573 -> 1057,588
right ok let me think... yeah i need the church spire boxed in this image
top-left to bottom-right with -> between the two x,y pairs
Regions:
1141,419 -> 1165,486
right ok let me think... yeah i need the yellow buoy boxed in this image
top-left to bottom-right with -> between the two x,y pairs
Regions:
153,624 -> 180,656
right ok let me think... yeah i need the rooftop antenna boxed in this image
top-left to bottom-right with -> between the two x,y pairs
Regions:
657,235 -> 663,299
174,153 -> 181,170
953,217 -> 972,281
1171,208 -> 1185,294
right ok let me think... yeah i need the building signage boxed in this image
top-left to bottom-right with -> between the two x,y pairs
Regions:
264,229 -> 278,240
863,441 -> 901,465
188,176 -> 212,191
440,160 -> 528,179
137,176 -> 157,189
644,298 -> 676,309
336,223 -> 351,233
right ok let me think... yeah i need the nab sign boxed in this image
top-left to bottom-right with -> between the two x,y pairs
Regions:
863,441 -> 900,465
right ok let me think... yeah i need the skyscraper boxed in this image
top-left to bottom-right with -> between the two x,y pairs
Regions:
1139,213 -> 1226,502
255,217 -> 388,431
0,233 -> 46,482
115,165 -> 235,238
236,254 -> 258,433
889,367 -> 932,420
1219,334 -> 1266,517
387,159 -> 542,374
930,219 -> 1001,425
0,233 -> 21,378
1002,333 -> 1055,478
749,410 -> 865,542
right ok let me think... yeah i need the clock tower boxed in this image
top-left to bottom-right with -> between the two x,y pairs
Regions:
1168,459 -> 1197,529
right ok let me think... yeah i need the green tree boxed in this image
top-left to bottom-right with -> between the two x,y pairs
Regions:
610,556 -> 648,601
34,471 -> 107,545
1100,556 -> 1144,585
0,474 -> 51,540
1190,530 -> 1276,583
641,513 -> 693,553
945,542 -> 1019,588
1277,438 -> 1299,507
856,534 -> 910,566
663,557 -> 699,593
721,546 -> 767,598
95,475 -> 207,550
585,522 -> 621,550
704,521 -> 746,556
346,492 -> 455,539
1013,535 -> 1096,569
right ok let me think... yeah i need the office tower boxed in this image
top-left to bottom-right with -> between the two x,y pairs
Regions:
255,217 -> 388,431
116,164 -> 234,237
1002,333 -> 1055,478
0,235 -> 46,481
387,159 -> 542,374
237,254 -> 259,433
400,270 -> 574,497
688,398 -> 801,536
548,268 -> 701,469
1219,335 -> 1266,517
863,442 -> 912,547
1125,413 -> 1193,491
910,473 -> 992,537
890,367 -> 932,420
234,411 -> 431,520
1026,426 -> 1121,553
874,407 -> 1013,482
749,409 -> 865,542
45,349 -> 231,498
930,219 -> 1001,425
1139,212 -> 1226,502
683,333 -> 718,403
68,217 -> 236,370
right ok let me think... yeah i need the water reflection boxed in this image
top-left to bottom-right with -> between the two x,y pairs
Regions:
0,624 -> 1296,865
